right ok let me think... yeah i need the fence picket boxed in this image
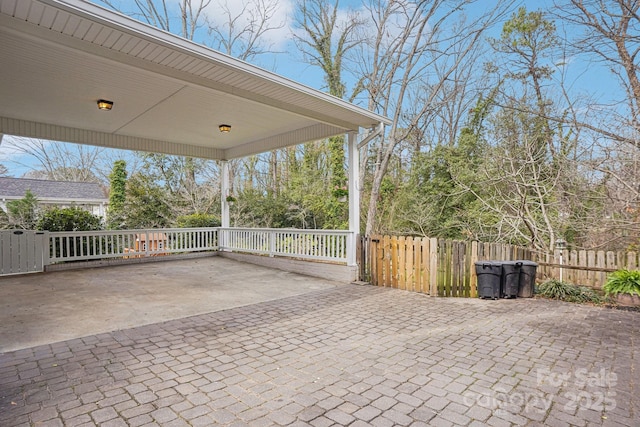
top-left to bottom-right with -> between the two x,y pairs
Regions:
587,251 -> 596,286
390,236 -> 398,288
419,238 -> 428,293
381,235 -> 389,286
470,241 -> 478,298
438,239 -> 447,296
429,238 -> 438,296
406,237 -> 415,291
398,236 -> 407,291
412,237 -> 420,292
595,251 -> 605,288
628,252 -> 638,270
454,242 -> 463,297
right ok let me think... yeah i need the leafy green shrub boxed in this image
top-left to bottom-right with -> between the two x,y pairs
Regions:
37,206 -> 102,232
37,206 -> 103,258
603,269 -> 640,297
537,279 -> 602,304
176,213 -> 220,228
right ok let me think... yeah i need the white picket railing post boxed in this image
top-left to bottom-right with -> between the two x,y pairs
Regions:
269,230 -> 276,257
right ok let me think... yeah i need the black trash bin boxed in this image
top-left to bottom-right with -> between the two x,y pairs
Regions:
502,261 -> 523,298
517,260 -> 538,298
475,262 -> 502,299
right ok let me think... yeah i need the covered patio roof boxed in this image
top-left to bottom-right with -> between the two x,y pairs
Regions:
0,0 -> 389,161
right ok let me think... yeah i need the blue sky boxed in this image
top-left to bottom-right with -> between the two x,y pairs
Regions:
78,0 -> 621,101
0,0 -> 625,177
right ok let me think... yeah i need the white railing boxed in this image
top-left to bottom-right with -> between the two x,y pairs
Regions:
46,227 -> 354,265
218,227 -> 353,263
48,228 -> 218,263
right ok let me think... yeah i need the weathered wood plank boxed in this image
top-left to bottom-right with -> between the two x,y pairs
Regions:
390,236 -> 398,288
411,237 -> 420,292
398,236 -> 406,290
420,237 -> 429,293
628,252 -> 637,270
587,250 -> 596,287
470,241 -> 478,298
596,251 -> 606,288
382,235 -> 390,287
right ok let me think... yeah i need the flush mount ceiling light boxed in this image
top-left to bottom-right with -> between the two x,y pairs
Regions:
97,99 -> 114,110
218,124 -> 231,133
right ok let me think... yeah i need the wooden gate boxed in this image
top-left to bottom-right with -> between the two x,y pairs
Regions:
0,230 -> 47,275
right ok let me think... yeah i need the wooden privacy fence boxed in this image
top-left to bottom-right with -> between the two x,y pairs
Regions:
534,249 -> 640,289
364,235 -> 531,297
361,235 -> 640,295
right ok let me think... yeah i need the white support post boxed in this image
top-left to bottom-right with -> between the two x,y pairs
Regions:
221,161 -> 230,229
347,131 -> 359,267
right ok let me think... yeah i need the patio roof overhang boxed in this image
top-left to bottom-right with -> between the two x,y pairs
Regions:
0,0 -> 389,161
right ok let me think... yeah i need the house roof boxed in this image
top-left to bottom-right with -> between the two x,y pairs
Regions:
0,177 -> 107,202
0,0 -> 390,161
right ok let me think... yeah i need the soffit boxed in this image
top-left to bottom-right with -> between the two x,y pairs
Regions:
0,0 -> 389,160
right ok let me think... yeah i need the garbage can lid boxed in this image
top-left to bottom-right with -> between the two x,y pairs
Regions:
515,260 -> 538,266
474,261 -> 501,266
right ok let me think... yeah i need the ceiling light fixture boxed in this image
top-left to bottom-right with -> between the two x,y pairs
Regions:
219,124 -> 231,133
97,99 -> 114,110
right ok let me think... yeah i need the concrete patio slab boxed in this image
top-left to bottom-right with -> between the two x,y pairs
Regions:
0,257 -> 340,353
1,280 -> 638,426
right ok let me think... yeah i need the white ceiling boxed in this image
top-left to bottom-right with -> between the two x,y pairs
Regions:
0,0 -> 389,160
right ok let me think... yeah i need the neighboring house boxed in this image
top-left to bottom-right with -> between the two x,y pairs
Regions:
0,177 -> 108,219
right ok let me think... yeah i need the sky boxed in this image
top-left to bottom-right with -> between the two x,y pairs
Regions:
0,0 -> 626,177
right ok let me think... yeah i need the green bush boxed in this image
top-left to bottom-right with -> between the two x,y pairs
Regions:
603,269 -> 640,297
37,206 -> 103,258
537,279 -> 602,304
176,213 -> 220,228
37,206 -> 102,231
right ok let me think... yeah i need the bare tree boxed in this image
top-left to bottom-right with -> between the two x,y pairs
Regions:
466,103 -> 575,252
357,0 -> 514,235
291,0 -> 364,219
207,0 -> 287,61
4,137 -> 104,182
590,139 -> 640,249
98,0 -> 211,39
553,0 -> 640,145
469,3 -> 640,251
293,0 -> 364,98
1,136 -> 143,185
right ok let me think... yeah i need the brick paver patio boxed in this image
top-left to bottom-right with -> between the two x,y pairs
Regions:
1,285 -> 638,426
